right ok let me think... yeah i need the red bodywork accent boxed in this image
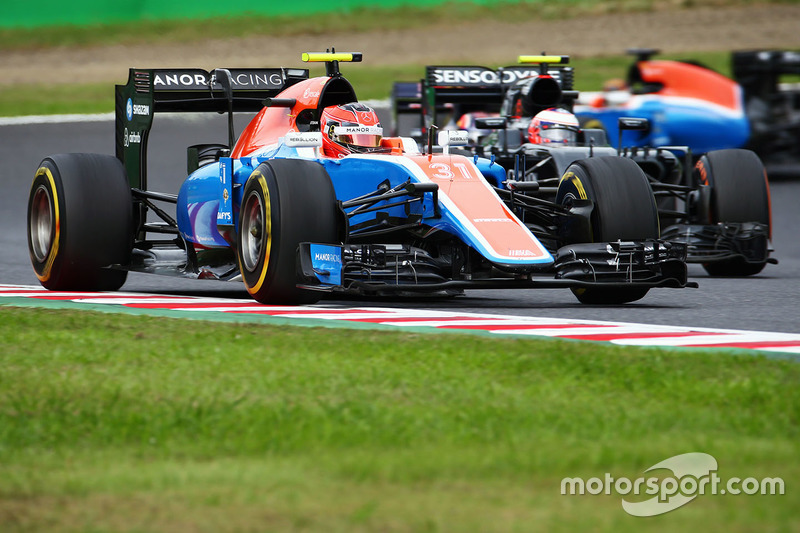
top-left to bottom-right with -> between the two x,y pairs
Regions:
637,60 -> 742,111
232,76 -> 356,158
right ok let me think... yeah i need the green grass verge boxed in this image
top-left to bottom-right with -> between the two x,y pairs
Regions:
0,83 -> 113,117
0,305 -> 797,532
0,52 -> 736,117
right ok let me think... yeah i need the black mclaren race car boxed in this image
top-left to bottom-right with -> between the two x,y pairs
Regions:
392,55 -> 777,279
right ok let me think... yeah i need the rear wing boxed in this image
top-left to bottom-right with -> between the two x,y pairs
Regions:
732,49 -> 800,98
731,50 -> 800,165
392,62 -> 574,134
425,64 -> 574,124
115,67 -> 309,189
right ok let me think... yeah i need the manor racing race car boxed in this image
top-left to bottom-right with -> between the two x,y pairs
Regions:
27,52 -> 693,305
574,48 -> 800,177
393,55 -> 776,278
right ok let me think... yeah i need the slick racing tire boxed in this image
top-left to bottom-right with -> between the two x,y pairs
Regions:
695,149 -> 770,276
556,156 -> 660,304
27,153 -> 133,291
237,159 -> 339,304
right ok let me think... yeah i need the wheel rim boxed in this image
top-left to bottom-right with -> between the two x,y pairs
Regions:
241,190 -> 265,272
30,184 -> 53,263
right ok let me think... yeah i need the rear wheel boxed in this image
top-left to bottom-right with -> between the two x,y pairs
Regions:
695,149 -> 770,276
237,159 -> 339,304
556,156 -> 660,304
27,154 -> 133,291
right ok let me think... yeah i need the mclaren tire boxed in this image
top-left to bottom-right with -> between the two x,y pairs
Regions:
695,149 -> 771,276
556,156 -> 660,304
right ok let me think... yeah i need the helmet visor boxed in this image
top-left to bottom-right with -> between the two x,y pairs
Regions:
539,122 -> 578,144
333,125 -> 383,148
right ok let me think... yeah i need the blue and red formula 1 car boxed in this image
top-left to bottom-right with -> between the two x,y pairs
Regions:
27,52 -> 693,305
574,49 -> 800,177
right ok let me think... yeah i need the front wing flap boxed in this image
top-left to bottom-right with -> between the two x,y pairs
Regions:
661,222 -> 775,265
553,240 -> 690,286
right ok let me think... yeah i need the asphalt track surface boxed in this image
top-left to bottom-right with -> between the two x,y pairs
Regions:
1,112 -> 799,335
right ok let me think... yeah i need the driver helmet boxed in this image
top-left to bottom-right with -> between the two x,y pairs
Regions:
527,108 -> 580,145
320,102 -> 383,158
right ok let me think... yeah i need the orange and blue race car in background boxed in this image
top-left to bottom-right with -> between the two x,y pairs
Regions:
574,49 -> 800,178
27,51 -> 695,305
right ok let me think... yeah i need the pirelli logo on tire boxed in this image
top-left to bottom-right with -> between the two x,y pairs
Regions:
560,171 -> 588,200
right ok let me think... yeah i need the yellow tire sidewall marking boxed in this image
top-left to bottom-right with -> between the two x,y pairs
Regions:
34,166 -> 60,283
559,171 -> 587,200
245,170 -> 272,295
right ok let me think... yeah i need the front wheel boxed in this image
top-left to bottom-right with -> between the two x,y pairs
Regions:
695,149 -> 771,276
556,156 -> 660,304
237,159 -> 340,304
27,154 -> 133,291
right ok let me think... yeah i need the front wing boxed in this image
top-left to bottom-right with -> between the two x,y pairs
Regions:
298,240 -> 695,295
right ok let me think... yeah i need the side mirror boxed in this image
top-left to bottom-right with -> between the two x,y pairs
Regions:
618,117 -> 650,132
474,117 -> 508,130
617,117 -> 650,154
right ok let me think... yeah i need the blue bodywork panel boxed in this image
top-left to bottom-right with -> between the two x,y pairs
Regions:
308,244 -> 343,286
575,96 -> 750,153
176,145 -> 553,269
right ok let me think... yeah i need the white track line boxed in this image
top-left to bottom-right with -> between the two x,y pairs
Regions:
0,113 -> 114,126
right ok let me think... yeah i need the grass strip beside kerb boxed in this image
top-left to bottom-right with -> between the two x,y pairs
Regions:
0,305 -> 798,531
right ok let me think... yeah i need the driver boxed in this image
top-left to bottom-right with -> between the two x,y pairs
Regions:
320,102 -> 384,158
527,107 -> 580,145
